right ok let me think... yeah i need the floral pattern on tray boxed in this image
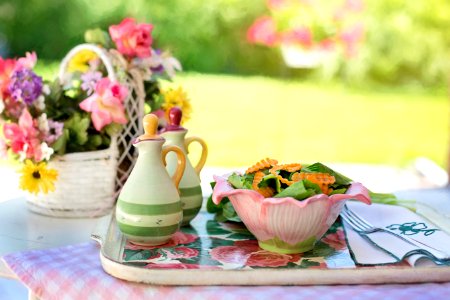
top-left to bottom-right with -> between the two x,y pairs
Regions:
122,212 -> 356,270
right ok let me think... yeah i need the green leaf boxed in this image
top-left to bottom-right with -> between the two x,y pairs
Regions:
84,28 -> 113,48
64,113 -> 90,146
87,135 -> 102,148
227,232 -> 254,240
258,173 -> 282,193
297,259 -> 321,269
227,172 -> 255,190
105,123 -> 123,137
369,191 -> 416,211
274,180 -> 317,200
228,173 -> 244,189
330,187 -> 348,195
222,201 -> 242,222
206,182 -> 222,213
303,179 -> 322,194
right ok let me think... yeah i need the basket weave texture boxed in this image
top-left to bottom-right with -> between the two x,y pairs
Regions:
26,44 -> 145,218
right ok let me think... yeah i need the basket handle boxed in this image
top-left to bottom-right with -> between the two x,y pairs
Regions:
58,43 -> 117,84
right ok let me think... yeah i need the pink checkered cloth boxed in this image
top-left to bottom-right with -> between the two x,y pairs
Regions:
3,242 -> 450,300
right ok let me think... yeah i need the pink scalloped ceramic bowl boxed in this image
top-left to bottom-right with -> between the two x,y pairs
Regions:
212,175 -> 371,254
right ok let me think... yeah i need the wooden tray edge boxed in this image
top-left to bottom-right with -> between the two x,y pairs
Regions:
99,251 -> 450,286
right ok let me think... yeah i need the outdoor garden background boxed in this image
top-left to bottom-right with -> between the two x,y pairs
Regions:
0,0 -> 448,172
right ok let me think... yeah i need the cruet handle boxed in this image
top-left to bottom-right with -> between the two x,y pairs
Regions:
185,136 -> 208,176
162,145 -> 186,190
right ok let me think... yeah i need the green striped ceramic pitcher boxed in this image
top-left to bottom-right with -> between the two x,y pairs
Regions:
116,114 -> 186,246
161,107 -> 207,226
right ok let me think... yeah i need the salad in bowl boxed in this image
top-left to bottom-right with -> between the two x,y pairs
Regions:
211,158 -> 371,254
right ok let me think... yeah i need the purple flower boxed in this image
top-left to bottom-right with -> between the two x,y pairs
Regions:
81,71 -> 102,95
8,69 -> 43,105
45,120 -> 64,144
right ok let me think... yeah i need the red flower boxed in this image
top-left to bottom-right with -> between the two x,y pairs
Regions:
0,57 -> 16,99
109,18 -> 153,58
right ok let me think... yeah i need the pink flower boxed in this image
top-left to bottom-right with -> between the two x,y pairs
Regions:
210,241 -> 300,268
109,18 -> 153,58
79,78 -> 128,131
280,28 -> 313,48
246,250 -> 300,267
162,247 -> 199,259
2,109 -> 42,161
266,0 -> 289,10
247,16 -> 279,47
339,23 -> 364,57
16,52 -> 37,70
321,230 -> 347,250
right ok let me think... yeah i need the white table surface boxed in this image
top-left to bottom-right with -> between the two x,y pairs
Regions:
0,198 -> 104,279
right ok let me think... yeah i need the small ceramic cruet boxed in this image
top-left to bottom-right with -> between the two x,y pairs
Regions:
161,107 -> 208,225
116,114 -> 186,245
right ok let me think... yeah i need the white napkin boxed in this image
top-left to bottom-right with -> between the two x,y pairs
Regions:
395,188 -> 450,235
343,201 -> 450,267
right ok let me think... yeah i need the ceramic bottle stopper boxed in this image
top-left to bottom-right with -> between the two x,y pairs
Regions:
116,114 -> 186,245
161,107 -> 208,225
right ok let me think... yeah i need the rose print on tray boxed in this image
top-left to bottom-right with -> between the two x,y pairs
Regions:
121,212 -> 355,270
210,240 -> 302,268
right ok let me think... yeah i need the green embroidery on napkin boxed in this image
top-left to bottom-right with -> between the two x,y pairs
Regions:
386,222 -> 439,236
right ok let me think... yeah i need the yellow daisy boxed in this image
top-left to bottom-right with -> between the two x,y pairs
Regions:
67,50 -> 98,73
161,87 -> 192,124
19,160 -> 58,195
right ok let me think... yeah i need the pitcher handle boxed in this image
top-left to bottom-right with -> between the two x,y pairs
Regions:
162,145 -> 186,189
185,136 -> 208,176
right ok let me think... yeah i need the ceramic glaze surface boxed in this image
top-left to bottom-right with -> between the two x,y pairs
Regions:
162,130 -> 206,226
116,114 -> 185,245
212,176 -> 371,254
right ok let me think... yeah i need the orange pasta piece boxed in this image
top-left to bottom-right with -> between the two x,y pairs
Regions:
270,165 -> 295,186
277,163 -> 302,173
251,171 -> 275,197
256,186 -> 275,197
252,171 -> 265,190
246,158 -> 278,174
293,172 -> 336,194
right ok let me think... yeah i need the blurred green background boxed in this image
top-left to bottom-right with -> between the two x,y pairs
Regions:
1,0 -> 449,169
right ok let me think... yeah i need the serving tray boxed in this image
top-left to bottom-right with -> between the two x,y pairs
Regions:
91,210 -> 450,285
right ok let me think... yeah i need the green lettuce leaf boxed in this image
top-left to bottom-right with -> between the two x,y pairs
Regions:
274,180 -> 321,200
206,181 -> 242,222
228,172 -> 254,190
258,173 -> 282,193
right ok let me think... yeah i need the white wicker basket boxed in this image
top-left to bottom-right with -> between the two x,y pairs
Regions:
26,140 -> 118,218
26,44 -> 145,218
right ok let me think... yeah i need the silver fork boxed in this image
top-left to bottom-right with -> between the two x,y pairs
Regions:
341,204 -> 450,262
